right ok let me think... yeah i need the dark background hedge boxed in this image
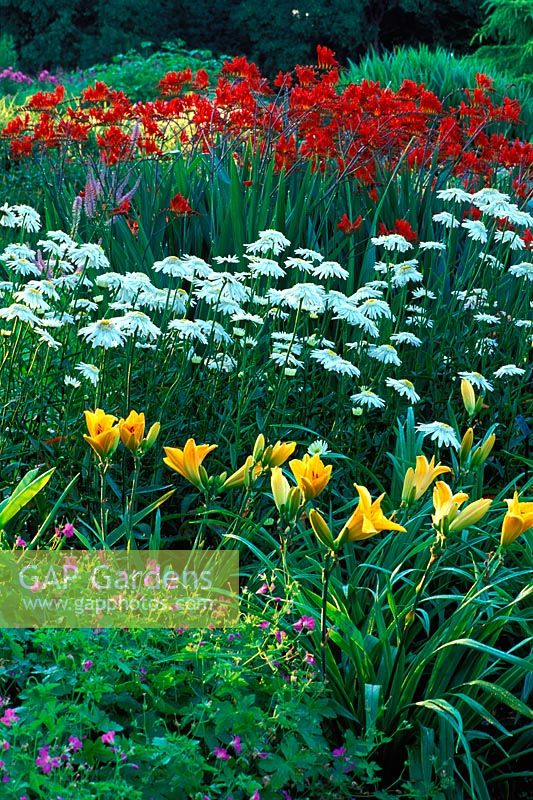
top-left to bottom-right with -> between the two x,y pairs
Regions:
0,0 -> 484,74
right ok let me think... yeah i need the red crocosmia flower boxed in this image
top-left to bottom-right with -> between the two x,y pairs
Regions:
28,85 -> 65,110
274,71 -> 293,89
393,218 -> 418,241
475,73 -> 494,91
337,213 -> 363,234
169,192 -> 194,215
463,206 -> 482,221
10,137 -> 33,158
295,65 -> 317,86
522,228 -> 533,250
110,199 -> 131,217
194,69 -> 209,90
82,81 -> 110,103
317,45 -> 339,70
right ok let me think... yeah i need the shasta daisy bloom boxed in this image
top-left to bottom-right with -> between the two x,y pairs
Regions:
205,353 -> 237,373
116,311 -> 161,341
312,260 -> 349,280
458,371 -> 494,392
402,455 -> 451,503
416,422 -> 460,450
246,257 -> 285,278
508,262 -> 533,280
294,247 -> 324,263
436,187 -> 473,203
418,241 -> 447,252
391,262 -> 423,288
357,298 -> 392,320
64,375 -> 81,388
0,303 -> 41,325
390,332 -> 422,347
310,349 -> 360,377
69,243 -> 110,271
0,203 -> 18,227
152,255 -> 198,279
289,453 -> 332,501
245,229 -> 290,256
493,230 -> 525,250
12,204 -> 41,232
493,364 -> 526,379
13,287 -> 50,312
75,362 -> 100,385
213,254 -> 240,264
273,283 -> 327,313
270,350 -> 304,369
461,219 -> 488,243
83,409 -> 120,460
307,439 -> 329,456
163,438 -> 217,489
350,389 -> 385,409
473,313 -> 500,324
411,288 -> 436,300
231,311 -> 264,325
479,253 -> 504,270
78,318 -> 127,348
338,484 -> 406,543
371,234 -> 412,252
368,344 -> 401,366
385,377 -> 420,403
432,211 -> 460,229
284,256 -> 314,273
501,491 -> 533,547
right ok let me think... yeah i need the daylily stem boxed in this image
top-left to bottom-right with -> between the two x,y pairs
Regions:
321,551 -> 334,682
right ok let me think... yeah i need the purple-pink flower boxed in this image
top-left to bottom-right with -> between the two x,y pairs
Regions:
293,615 -> 315,633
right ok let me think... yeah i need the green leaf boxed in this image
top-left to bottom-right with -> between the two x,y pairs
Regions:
0,466 -> 55,529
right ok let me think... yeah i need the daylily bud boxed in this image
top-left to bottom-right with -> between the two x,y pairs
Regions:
143,421 -> 161,452
253,434 -> 265,462
309,508 -> 335,550
461,379 -> 476,416
448,498 -> 492,532
460,427 -> 474,465
470,433 -> 496,469
271,466 -> 290,512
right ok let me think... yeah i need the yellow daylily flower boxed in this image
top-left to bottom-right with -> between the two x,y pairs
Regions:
119,410 -> 145,451
271,467 -> 301,518
262,440 -> 297,468
501,491 -> 533,547
163,438 -> 217,489
289,453 -> 332,501
83,409 -> 120,460
402,455 -> 452,503
339,484 -> 406,543
432,481 -> 491,533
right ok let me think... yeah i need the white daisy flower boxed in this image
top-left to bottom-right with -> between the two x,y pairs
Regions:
312,260 -> 349,280
167,319 -> 208,344
13,287 -> 50,312
71,298 -> 99,312
272,283 -> 327,313
357,298 -> 392,320
436,187 -> 473,203
269,350 -> 304,369
116,311 -> 161,341
390,332 -> 422,347
247,257 -> 286,278
310,349 -> 360,377
78,318 -> 127,348
385,377 -> 420,403
350,389 -> 386,409
12,204 -> 41,232
34,327 -> 60,349
0,303 -> 41,325
245,229 -> 290,256
205,353 -> 237,372
432,212 -> 460,229
307,439 -> 330,456
411,288 -> 436,300
479,253 -> 505,270
69,243 -> 110,271
458,371 -> 494,392
416,421 -> 460,450
284,257 -> 314,273
493,364 -> 526,379
418,241 -> 447,252
391,262 -> 423,287
0,203 -> 18,227
213,254 -> 240,264
514,319 -> 533,328
461,219 -> 488,243
368,344 -> 402,366
64,375 -> 81,389
196,319 -> 233,345
475,337 -> 498,356
75,362 -> 100,385
508,262 -> 533,280
231,311 -> 264,325
294,247 -> 324,262
494,230 -> 525,250
371,234 -> 412,252
473,313 -> 500,324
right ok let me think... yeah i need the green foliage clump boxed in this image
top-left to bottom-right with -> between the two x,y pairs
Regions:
474,0 -> 533,83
